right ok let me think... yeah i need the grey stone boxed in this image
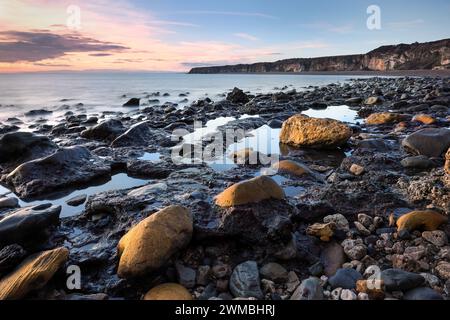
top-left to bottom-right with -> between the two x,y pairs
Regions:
328,268 -> 363,289
381,269 -> 425,292
290,277 -> 323,300
259,262 -> 288,283
230,261 -> 264,299
402,128 -> 450,157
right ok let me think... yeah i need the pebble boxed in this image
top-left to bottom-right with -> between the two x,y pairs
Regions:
422,230 -> 447,247
342,239 -> 367,260
340,289 -> 357,300
324,214 -> 349,231
328,268 -> 363,289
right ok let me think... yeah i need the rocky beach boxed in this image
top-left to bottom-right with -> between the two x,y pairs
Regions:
0,75 -> 449,301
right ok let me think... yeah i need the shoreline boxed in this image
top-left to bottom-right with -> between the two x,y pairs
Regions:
188,70 -> 450,77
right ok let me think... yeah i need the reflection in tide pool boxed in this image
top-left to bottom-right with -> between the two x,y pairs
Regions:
0,173 -> 148,218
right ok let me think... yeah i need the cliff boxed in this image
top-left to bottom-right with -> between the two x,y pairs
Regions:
189,39 -> 450,74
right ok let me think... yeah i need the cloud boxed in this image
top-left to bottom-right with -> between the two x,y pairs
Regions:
387,19 -> 425,29
149,20 -> 199,28
177,10 -> 277,19
0,30 -> 128,62
234,33 -> 259,41
89,53 -> 112,57
301,22 -> 354,34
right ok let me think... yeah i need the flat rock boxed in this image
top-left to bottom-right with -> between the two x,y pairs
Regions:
0,247 -> 69,300
402,128 -> 450,157
0,204 -> 61,245
2,146 -> 111,199
230,261 -> 264,299
111,121 -> 172,148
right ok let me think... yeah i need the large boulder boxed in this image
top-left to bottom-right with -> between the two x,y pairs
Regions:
2,146 -> 111,199
117,205 -> 193,278
279,115 -> 352,149
402,128 -> 450,157
0,132 -> 56,166
80,119 -> 125,141
0,204 -> 61,245
111,121 -> 172,148
215,176 -> 285,207
0,247 -> 69,300
143,283 -> 192,300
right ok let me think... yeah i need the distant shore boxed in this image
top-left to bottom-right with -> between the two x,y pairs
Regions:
187,69 -> 450,77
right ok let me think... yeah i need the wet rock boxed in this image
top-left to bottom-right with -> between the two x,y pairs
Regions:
436,261 -> 450,280
0,204 -> 61,245
80,119 -> 125,141
230,261 -> 263,299
365,112 -> 404,125
0,247 -> 69,300
272,160 -> 317,178
401,155 -> 433,169
396,210 -> 448,233
0,244 -> 26,275
328,268 -> 363,289
380,269 -> 425,292
422,230 -> 447,247
290,277 -> 323,300
127,161 -> 172,179
403,287 -> 443,300
0,132 -> 56,165
259,263 -> 288,283
402,128 -> 450,157
320,242 -> 346,277
123,98 -> 140,107
24,109 -> 52,117
3,146 -> 111,199
66,194 -> 87,207
117,205 -> 192,278
215,176 -> 285,207
226,87 -> 249,104
0,197 -> 19,209
143,283 -> 192,300
111,121 -> 172,148
279,115 -> 352,149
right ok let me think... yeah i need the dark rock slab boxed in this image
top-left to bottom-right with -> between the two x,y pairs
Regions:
81,119 -> 125,141
381,269 -> 425,292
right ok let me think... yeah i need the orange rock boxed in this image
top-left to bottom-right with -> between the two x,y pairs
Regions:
143,283 -> 192,300
272,160 -> 312,177
445,148 -> 450,174
356,280 -> 385,300
412,114 -> 436,125
215,176 -> 285,207
0,247 -> 69,300
279,114 -> 352,148
306,222 -> 336,242
117,205 -> 193,278
365,112 -> 404,125
396,210 -> 448,233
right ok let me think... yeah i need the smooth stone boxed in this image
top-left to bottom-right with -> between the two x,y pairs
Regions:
175,262 -> 196,289
396,210 -> 448,232
0,197 -> 19,209
381,269 -> 425,292
123,98 -> 140,107
230,261 -> 264,299
259,262 -> 288,283
402,128 -> 450,157
143,283 -> 192,300
328,268 -> 363,289
320,242 -> 346,277
401,155 -> 432,169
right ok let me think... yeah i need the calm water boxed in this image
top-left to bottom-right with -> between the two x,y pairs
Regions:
0,73 -> 363,216
0,72 -> 369,121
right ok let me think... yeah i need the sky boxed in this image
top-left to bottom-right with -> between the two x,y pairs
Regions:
0,0 -> 449,72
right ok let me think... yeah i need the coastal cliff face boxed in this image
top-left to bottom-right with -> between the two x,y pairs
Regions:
189,39 -> 450,73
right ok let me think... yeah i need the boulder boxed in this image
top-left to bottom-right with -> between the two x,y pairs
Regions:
365,112 -> 404,125
380,269 -> 425,292
229,261 -> 263,299
226,87 -> 249,104
2,146 -> 111,199
0,132 -> 56,165
80,119 -> 125,141
402,128 -> 450,157
117,205 -> 193,278
0,204 -> 61,245
0,247 -> 69,300
396,210 -> 448,233
143,283 -> 192,300
215,176 -> 285,207
111,121 -> 172,148
280,115 -> 352,148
